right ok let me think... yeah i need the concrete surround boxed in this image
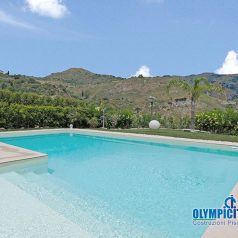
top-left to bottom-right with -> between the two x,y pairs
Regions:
0,142 -> 47,166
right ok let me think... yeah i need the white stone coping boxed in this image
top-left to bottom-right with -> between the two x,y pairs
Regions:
0,128 -> 237,148
75,129 -> 238,148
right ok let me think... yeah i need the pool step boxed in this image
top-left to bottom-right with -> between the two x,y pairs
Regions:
0,177 -> 92,238
3,172 -> 156,238
34,172 -> 163,237
3,172 -> 121,238
25,172 -> 158,238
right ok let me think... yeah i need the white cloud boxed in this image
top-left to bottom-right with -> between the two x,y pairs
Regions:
216,50 -> 238,75
0,10 -> 36,30
134,65 -> 152,77
25,0 -> 69,19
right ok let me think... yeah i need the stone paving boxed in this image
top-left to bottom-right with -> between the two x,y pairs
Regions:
0,142 -> 46,165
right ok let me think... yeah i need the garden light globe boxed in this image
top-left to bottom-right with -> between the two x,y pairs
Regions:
149,120 -> 160,129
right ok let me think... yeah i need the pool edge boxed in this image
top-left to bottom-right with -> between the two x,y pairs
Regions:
0,128 -> 237,148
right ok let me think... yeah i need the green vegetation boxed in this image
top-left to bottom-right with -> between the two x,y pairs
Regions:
0,89 -> 80,107
1,68 -> 237,117
0,102 -> 73,128
167,77 -> 224,129
196,109 -> 238,135
0,90 -> 96,129
0,71 -> 237,141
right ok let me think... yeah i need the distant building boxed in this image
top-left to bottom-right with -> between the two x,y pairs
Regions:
221,101 -> 237,107
175,97 -> 187,103
173,97 -> 190,106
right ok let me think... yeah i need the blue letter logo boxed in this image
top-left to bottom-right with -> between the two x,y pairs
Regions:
224,195 -> 236,209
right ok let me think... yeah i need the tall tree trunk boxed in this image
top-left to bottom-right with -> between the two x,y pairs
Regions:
190,98 -> 196,130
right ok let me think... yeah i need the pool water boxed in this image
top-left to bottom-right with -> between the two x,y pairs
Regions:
1,133 -> 238,238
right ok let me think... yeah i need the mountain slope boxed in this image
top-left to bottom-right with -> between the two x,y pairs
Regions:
0,69 -> 237,116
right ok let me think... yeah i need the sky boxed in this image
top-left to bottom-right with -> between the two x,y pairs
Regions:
0,0 -> 238,77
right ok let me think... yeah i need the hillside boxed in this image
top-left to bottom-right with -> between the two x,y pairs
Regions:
0,69 -> 237,117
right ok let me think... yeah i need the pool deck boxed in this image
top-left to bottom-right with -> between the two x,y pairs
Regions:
0,142 -> 47,165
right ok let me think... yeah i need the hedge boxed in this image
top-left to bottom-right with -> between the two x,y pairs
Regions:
196,109 -> 238,135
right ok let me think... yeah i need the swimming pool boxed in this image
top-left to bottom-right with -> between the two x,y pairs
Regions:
0,132 -> 238,238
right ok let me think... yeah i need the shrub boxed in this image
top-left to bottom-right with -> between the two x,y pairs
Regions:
138,114 -> 153,128
159,116 -> 190,129
0,102 -> 74,129
105,114 -> 118,129
116,110 -> 133,129
196,109 -> 238,135
88,117 -> 99,128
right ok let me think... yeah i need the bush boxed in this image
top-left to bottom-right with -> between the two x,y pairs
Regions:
161,116 -> 191,129
88,117 -> 99,128
138,114 -> 153,128
0,102 -> 74,129
196,109 -> 238,135
116,110 -> 133,129
105,114 -> 118,129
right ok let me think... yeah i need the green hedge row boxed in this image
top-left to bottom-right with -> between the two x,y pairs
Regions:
196,109 -> 238,135
0,102 -> 95,129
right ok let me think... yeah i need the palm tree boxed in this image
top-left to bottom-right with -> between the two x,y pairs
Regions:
167,77 -> 225,130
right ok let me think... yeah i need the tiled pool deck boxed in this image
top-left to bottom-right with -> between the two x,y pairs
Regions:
0,142 -> 47,165
0,128 -> 238,238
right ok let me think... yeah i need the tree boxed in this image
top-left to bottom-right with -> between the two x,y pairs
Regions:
167,77 -> 225,129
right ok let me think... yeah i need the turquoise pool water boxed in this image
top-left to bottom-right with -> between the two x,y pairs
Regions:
1,133 -> 238,238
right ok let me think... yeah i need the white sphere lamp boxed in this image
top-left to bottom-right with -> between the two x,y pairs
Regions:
149,120 -> 160,129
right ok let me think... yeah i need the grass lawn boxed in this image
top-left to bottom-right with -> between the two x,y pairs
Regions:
96,128 -> 238,143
